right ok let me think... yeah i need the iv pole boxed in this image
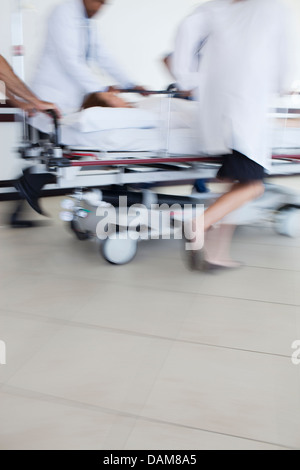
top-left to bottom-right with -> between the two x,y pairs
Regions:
11,0 -> 25,80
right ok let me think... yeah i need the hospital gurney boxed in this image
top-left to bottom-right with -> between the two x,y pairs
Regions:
11,92 -> 300,264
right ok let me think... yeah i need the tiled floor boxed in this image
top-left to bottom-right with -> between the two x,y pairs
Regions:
0,196 -> 300,450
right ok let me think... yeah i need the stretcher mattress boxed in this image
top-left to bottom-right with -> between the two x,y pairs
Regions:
61,127 -> 200,154
30,97 -> 300,156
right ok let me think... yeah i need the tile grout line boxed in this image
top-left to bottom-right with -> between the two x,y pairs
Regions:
3,260 -> 300,275
0,384 -> 295,450
0,307 -> 294,360
2,258 -> 300,306
3,277 -> 300,311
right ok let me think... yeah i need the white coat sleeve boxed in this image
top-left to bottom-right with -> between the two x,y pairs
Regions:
276,5 -> 295,94
93,30 -> 134,89
172,10 -> 210,91
47,9 -> 106,94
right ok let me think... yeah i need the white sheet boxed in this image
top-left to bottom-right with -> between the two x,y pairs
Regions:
62,106 -> 162,132
30,96 -> 300,156
61,126 -> 200,155
61,122 -> 300,156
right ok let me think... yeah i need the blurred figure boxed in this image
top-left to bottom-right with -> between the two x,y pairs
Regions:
163,53 -> 209,194
163,28 -> 208,100
0,55 -> 60,228
0,54 -> 59,116
32,0 -> 146,114
172,0 -> 291,270
163,53 -> 193,100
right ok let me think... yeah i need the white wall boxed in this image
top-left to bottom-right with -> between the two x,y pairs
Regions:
0,0 -> 13,60
95,0 -> 202,88
2,0 -> 300,87
3,0 -> 203,87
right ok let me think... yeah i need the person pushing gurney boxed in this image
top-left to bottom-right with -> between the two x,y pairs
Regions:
172,0 -> 292,270
0,54 -> 61,227
31,0 -> 147,117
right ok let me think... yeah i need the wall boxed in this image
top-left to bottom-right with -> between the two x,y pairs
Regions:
0,0 -> 300,88
0,0 -> 13,60
4,0 -> 203,87
2,0 -> 300,88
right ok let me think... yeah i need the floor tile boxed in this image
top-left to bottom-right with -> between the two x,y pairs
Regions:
0,311 -> 63,384
0,389 -> 125,450
178,295 -> 300,356
139,343 -> 300,449
121,420 -> 287,450
0,272 -> 104,320
1,193 -> 300,450
5,325 -> 173,416
71,283 -> 196,339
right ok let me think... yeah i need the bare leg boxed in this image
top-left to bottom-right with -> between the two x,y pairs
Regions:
204,224 -> 240,267
203,181 -> 264,231
187,181 -> 264,268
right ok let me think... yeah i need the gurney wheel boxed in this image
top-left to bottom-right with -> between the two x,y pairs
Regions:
101,235 -> 138,265
275,205 -> 300,238
70,219 -> 90,241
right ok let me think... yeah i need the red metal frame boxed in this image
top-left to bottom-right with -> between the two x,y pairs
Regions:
64,151 -> 300,167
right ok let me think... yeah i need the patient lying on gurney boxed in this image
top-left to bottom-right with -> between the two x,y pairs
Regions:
30,88 -> 300,163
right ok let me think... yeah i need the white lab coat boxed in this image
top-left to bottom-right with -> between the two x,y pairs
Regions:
172,0 -> 291,169
32,0 -> 134,114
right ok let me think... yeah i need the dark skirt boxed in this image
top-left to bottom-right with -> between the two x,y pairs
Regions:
217,150 -> 265,183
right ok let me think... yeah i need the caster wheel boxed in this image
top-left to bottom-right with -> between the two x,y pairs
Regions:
70,219 -> 90,241
275,205 -> 300,238
101,234 -> 138,265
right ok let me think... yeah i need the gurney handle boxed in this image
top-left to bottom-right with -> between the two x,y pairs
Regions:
117,88 -> 184,96
46,109 -> 60,146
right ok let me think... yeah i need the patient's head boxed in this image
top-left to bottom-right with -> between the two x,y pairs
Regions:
83,0 -> 106,18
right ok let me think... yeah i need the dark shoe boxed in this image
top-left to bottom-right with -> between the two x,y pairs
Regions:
10,219 -> 35,228
185,248 -> 204,271
9,201 -> 36,228
182,227 -> 204,271
14,170 -> 56,216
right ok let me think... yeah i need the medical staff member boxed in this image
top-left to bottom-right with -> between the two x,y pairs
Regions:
0,55 -> 59,116
0,54 -> 60,229
172,0 -> 291,270
32,0 -> 144,114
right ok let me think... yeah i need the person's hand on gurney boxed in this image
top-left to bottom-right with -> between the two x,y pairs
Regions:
6,91 -> 61,118
13,98 -> 62,118
33,100 -> 61,118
